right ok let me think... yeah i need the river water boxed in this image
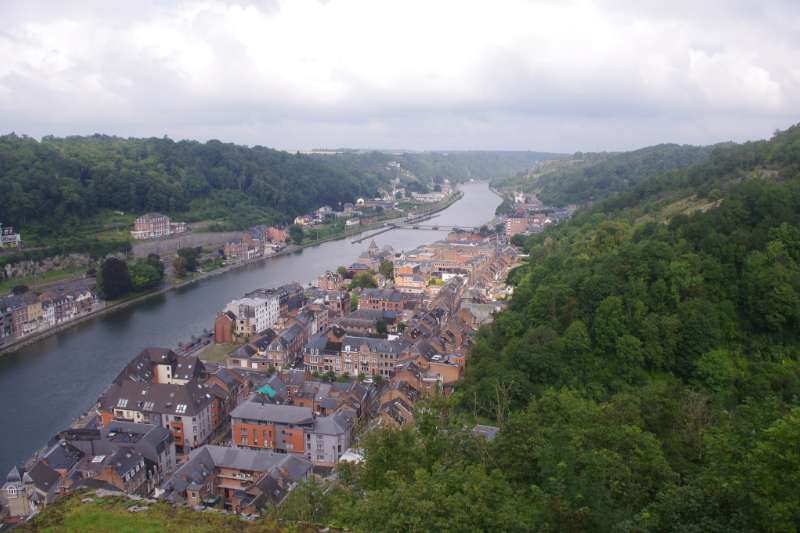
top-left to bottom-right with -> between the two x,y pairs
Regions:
0,182 -> 500,474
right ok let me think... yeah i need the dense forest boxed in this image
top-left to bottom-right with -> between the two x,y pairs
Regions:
314,150 -> 559,185
0,134 -> 383,232
498,143 -> 715,206
272,125 -> 800,531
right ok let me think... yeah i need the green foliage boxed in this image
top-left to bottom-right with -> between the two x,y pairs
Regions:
0,133 -> 383,230
128,260 -> 163,292
378,259 -> 394,279
350,272 -> 377,289
96,257 -> 132,299
500,143 -> 714,206
288,224 -> 304,244
319,150 -> 559,186
299,124 -> 800,533
176,247 -> 201,272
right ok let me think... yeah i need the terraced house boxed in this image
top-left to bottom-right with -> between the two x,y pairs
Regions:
230,396 -> 356,466
97,348 -> 234,452
161,445 -> 311,514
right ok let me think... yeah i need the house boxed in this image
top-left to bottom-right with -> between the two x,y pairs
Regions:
317,271 -> 344,291
97,348 -> 228,452
1,464 -> 60,523
505,217 -> 528,237
131,213 -> 186,240
64,422 -> 175,495
224,296 -> 279,338
266,226 -> 287,243
357,288 -> 406,312
305,409 -> 356,467
231,396 -> 355,466
160,445 -> 312,514
214,311 -> 236,344
345,218 -> 360,227
338,309 -> 398,336
0,223 -> 22,248
226,330 -> 277,372
347,263 -> 371,276
263,323 -> 305,370
304,328 -> 408,377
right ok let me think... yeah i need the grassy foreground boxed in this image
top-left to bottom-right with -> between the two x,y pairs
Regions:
16,493 -> 322,533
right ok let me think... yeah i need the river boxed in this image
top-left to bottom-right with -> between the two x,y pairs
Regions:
0,182 -> 500,475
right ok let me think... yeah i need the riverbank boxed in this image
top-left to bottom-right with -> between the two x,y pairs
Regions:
0,182 -> 499,479
0,191 -> 463,357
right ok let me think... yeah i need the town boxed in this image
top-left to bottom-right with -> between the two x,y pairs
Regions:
1,222 -> 523,523
0,176 -> 457,353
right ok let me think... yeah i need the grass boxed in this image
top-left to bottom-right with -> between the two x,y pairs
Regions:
0,266 -> 88,296
16,493 -> 318,533
198,342 -> 236,363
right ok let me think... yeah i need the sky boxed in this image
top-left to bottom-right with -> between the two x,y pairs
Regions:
1,0 -> 798,152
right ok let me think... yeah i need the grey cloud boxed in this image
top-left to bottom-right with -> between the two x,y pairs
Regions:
0,0 -> 797,152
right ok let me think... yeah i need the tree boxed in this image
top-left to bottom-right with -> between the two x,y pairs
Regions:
350,293 -> 359,312
350,272 -> 378,289
289,224 -> 304,244
176,247 -> 201,272
129,260 -> 163,292
376,319 -> 388,335
172,255 -> 187,278
11,285 -> 28,295
97,257 -> 132,299
379,259 -> 394,279
510,234 -> 526,247
337,265 -> 349,277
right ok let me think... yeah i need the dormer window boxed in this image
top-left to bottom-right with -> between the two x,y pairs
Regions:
7,486 -> 18,497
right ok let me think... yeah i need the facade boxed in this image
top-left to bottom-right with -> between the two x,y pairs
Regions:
505,217 -> 528,237
0,223 -> 21,248
231,397 -> 354,466
161,445 -> 312,514
97,348 -> 228,452
214,311 -> 235,344
0,280 -> 98,343
304,328 -> 408,377
224,296 -> 279,338
357,288 -> 406,312
131,213 -> 187,240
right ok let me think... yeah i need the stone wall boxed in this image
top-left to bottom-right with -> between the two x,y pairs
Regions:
1,253 -> 92,281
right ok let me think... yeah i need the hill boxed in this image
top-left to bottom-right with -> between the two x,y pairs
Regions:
313,150 -> 560,188
268,124 -> 800,532
0,134 -> 384,234
497,143 -> 715,206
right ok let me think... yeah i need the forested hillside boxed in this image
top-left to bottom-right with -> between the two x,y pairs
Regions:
282,125 -> 800,532
499,143 -> 715,206
0,134 -> 383,231
315,150 -> 560,185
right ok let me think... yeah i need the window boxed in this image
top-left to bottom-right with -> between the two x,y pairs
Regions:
117,398 -> 128,408
7,486 -> 17,498
142,401 -> 154,411
175,404 -> 187,414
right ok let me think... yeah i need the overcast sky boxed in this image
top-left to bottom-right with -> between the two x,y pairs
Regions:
1,0 -> 798,152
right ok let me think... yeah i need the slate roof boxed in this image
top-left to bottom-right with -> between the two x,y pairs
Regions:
162,445 -> 312,505
25,461 -> 61,493
231,398 -> 314,425
341,335 -> 407,354
42,441 -> 83,471
472,424 -> 500,441
313,410 -> 355,436
99,379 -> 214,417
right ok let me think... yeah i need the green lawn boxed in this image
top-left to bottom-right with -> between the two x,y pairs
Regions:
0,266 -> 88,296
198,342 -> 236,363
17,493 -> 314,533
